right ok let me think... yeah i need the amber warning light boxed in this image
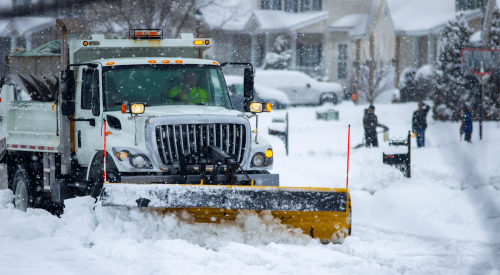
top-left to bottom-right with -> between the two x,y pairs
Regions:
129,29 -> 163,39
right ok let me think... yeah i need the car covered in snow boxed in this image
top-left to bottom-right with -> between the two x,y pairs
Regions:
225,75 -> 290,111
254,70 -> 343,106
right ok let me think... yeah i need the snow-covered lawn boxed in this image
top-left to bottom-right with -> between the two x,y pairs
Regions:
0,102 -> 499,274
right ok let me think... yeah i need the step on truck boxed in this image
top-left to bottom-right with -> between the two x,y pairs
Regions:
0,19 -> 351,243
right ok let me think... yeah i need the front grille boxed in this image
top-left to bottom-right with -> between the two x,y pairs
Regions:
155,123 -> 247,165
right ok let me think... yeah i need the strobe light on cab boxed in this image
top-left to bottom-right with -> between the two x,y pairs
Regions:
130,103 -> 145,114
129,29 -> 163,40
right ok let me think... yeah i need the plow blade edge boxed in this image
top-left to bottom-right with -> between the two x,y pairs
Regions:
101,184 -> 351,241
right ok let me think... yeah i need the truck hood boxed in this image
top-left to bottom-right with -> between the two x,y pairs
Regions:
105,105 -> 243,134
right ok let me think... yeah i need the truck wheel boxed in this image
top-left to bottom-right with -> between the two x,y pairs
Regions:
12,167 -> 34,212
88,153 -> 119,198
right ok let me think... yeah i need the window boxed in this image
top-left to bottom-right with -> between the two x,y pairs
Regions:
102,65 -> 232,110
337,44 -> 348,79
299,44 -> 322,67
456,0 -> 484,11
285,0 -> 298,12
272,0 -> 282,10
301,0 -> 311,12
81,69 -> 93,110
91,70 -> 100,116
312,0 -> 322,11
261,0 -> 271,9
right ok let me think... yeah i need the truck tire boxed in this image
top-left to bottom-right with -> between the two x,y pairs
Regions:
88,152 -> 119,198
12,166 -> 34,212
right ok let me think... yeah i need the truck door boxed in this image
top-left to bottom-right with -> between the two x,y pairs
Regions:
75,66 -> 102,166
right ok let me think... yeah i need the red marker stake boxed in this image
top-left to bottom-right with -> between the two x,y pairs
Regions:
346,124 -> 350,188
104,120 -> 107,183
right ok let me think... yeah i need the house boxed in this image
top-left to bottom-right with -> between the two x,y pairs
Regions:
208,0 -> 330,77
0,0 -> 90,77
209,0 -> 491,93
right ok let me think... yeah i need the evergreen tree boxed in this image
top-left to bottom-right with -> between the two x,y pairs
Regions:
488,8 -> 500,49
263,35 -> 292,70
433,14 -> 473,121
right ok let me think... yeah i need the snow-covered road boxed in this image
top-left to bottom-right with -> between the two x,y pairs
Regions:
1,102 -> 499,274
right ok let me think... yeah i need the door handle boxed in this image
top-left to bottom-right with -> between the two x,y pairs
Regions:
78,130 -> 81,148
69,118 -> 95,126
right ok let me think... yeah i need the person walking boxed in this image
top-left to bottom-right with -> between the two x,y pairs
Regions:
412,101 -> 431,148
363,105 -> 385,147
460,107 -> 473,143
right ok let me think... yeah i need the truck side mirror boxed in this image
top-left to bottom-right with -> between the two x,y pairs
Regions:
60,70 -> 75,116
243,68 -> 254,112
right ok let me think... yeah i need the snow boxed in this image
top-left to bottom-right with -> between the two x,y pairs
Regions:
386,0 -> 480,34
201,0 -> 256,31
329,14 -> 369,30
471,30 -> 482,42
415,64 -> 435,80
249,10 -> 329,31
0,0 -> 12,12
1,101 -> 500,274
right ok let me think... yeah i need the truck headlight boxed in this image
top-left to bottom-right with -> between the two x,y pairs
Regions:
130,103 -> 145,114
252,153 -> 265,167
132,155 -> 147,168
249,102 -> 263,113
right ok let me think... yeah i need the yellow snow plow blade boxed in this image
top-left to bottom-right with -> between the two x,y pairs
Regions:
101,184 -> 351,242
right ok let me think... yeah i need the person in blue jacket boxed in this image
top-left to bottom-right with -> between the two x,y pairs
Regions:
460,107 -> 473,143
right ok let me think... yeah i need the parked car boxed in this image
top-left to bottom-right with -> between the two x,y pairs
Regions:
225,75 -> 290,111
254,70 -> 343,106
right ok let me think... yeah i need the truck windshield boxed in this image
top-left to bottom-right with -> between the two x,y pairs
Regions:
102,65 -> 231,111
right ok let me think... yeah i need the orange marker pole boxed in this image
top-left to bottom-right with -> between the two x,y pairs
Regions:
346,124 -> 350,188
104,120 -> 107,183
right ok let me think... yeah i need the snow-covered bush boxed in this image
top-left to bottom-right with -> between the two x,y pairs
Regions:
356,61 -> 394,104
262,35 -> 293,70
415,65 -> 436,101
489,8 -> 500,49
398,67 -> 416,102
433,14 -> 474,121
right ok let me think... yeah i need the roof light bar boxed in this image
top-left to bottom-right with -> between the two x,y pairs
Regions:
129,29 -> 163,40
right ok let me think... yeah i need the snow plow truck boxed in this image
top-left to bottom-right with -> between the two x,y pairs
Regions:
0,19 -> 351,243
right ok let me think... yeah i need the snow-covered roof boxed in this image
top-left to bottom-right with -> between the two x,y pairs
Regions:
201,0 -> 256,31
246,10 -> 329,31
0,17 -> 55,37
386,0 -> 483,35
329,14 -> 369,32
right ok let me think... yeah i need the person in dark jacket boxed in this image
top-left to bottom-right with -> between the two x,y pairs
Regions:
412,101 -> 431,148
460,108 -> 473,142
363,105 -> 385,147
